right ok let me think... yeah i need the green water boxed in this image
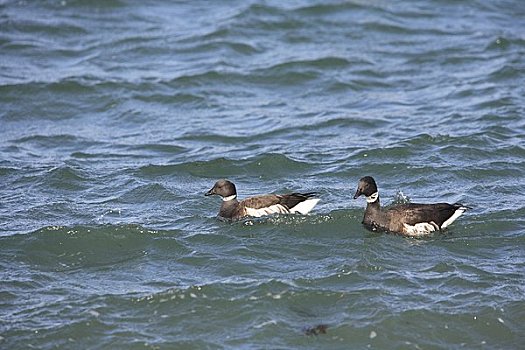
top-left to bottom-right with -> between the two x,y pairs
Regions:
1,1 -> 524,349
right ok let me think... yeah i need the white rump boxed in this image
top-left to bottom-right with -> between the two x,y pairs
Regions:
290,198 -> 320,215
441,207 -> 468,229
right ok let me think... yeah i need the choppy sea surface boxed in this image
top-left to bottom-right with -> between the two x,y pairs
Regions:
1,0 -> 525,348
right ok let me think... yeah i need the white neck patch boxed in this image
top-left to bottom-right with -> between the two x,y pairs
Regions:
366,192 -> 379,203
222,194 -> 237,202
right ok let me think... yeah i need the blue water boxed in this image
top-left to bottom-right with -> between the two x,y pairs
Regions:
1,1 -> 524,348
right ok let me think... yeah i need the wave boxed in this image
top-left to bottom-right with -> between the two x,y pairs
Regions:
0,224 -> 186,270
175,115 -> 388,145
138,153 -> 314,179
71,143 -> 187,161
117,183 -> 179,203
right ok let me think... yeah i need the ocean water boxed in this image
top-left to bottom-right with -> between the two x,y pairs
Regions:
1,0 -> 525,348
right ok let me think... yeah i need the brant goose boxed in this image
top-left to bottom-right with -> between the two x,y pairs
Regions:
353,176 -> 469,237
205,179 -> 320,221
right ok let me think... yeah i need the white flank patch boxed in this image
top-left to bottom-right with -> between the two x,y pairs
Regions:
441,207 -> 467,229
366,192 -> 379,203
222,194 -> 237,202
290,198 -> 320,215
245,204 -> 290,217
403,222 -> 439,237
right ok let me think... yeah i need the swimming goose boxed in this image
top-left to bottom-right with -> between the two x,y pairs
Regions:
206,179 -> 319,221
354,176 -> 469,237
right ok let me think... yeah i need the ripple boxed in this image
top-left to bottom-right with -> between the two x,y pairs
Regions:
138,153 -> 313,180
1,1 -> 524,349
42,166 -> 89,191
293,2 -> 365,15
134,92 -> 207,105
265,57 -> 351,71
118,183 -> 178,203
1,225 -> 183,272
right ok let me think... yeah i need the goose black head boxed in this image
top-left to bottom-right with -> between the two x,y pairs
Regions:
205,179 -> 237,198
353,176 -> 378,199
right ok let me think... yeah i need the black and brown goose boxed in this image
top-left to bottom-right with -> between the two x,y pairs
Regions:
206,179 -> 319,221
353,176 -> 470,237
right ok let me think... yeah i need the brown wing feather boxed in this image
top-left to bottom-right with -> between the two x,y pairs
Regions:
241,192 -> 317,210
387,203 -> 458,227
241,194 -> 281,209
277,192 -> 318,209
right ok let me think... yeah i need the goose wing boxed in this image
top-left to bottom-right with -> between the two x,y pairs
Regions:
241,192 -> 318,217
241,194 -> 290,217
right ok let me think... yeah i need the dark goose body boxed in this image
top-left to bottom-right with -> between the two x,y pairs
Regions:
354,176 -> 470,237
206,179 -> 319,221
